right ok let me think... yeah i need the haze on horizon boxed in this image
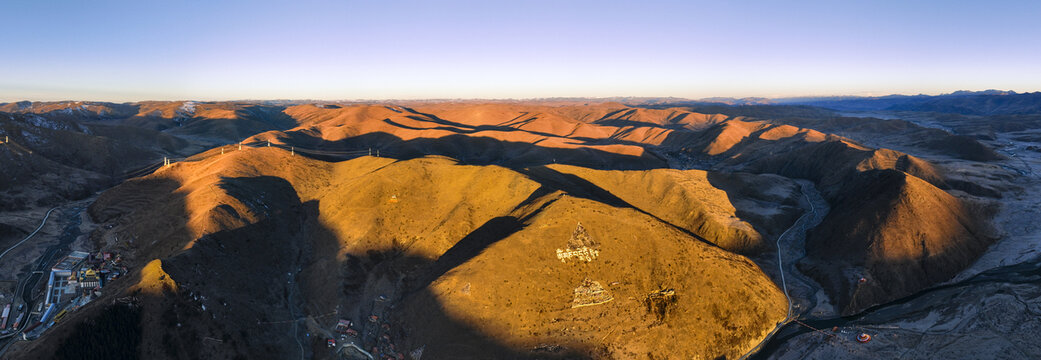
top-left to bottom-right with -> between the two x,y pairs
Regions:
2,0 -> 1040,102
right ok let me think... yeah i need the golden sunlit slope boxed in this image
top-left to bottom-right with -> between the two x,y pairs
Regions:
313,157 -> 543,259
801,169 -> 995,315
398,193 -> 787,360
707,128 -> 991,314
543,102 -> 730,130
133,101 -> 192,119
683,118 -> 831,157
96,147 -> 540,260
70,147 -> 789,360
258,103 -> 747,168
22,101 -> 1008,359
546,165 -> 800,254
164,102 -> 298,141
664,115 -> 994,315
720,128 -> 947,197
89,146 -> 336,257
238,103 -> 990,317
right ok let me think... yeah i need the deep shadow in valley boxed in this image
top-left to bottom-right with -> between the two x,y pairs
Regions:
5,109 -> 1014,360
16,173 -> 598,359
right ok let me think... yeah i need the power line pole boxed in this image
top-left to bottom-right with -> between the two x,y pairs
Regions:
221,147 -> 224,155
267,140 -> 270,147
238,142 -> 242,151
291,146 -> 294,156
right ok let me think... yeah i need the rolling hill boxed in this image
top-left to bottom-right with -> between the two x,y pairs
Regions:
2,101 -> 1005,359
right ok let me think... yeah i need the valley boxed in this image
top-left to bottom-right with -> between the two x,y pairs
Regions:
0,96 -> 1037,359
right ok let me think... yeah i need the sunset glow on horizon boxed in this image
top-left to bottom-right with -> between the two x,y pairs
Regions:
2,0 -> 1040,102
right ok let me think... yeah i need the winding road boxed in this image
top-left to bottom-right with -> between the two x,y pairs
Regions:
747,133 -> 1041,359
0,206 -> 84,357
739,181 -> 827,360
653,148 -> 833,359
0,207 -> 57,264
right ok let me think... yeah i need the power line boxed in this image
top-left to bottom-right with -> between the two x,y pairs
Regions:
19,139 -> 398,182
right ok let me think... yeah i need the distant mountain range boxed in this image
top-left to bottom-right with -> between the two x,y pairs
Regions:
741,90 -> 1040,115
3,90 -> 1039,116
454,91 -> 1041,115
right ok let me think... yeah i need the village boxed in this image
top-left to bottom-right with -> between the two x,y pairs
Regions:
0,250 -> 127,341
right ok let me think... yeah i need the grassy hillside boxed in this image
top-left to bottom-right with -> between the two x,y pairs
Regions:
15,148 -> 790,359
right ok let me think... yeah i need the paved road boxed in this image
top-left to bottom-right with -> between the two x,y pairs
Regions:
0,207 -> 83,357
651,148 -> 833,359
0,206 -> 60,339
739,181 -> 825,360
286,270 -> 305,360
0,207 -> 57,264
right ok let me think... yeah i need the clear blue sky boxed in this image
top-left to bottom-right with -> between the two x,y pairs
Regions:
1,0 -> 1039,101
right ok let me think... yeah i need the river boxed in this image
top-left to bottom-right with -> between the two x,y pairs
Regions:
753,255 -> 1041,359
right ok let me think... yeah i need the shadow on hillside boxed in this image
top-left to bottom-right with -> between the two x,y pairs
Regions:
589,107 -> 698,130
391,106 -> 709,156
756,114 -> 1006,162
631,103 -> 836,120
796,169 -> 998,315
408,216 -> 525,292
705,171 -> 803,245
36,107 -> 1006,358
397,106 -> 570,139
19,175 -> 192,360
46,174 -> 597,359
169,105 -> 298,143
270,129 -> 667,170
258,113 -> 1003,323
334,246 -> 598,359
517,166 -> 722,249
228,175 -> 596,359
259,128 -> 763,255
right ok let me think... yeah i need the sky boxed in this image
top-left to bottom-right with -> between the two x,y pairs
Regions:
1,0 -> 1040,102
